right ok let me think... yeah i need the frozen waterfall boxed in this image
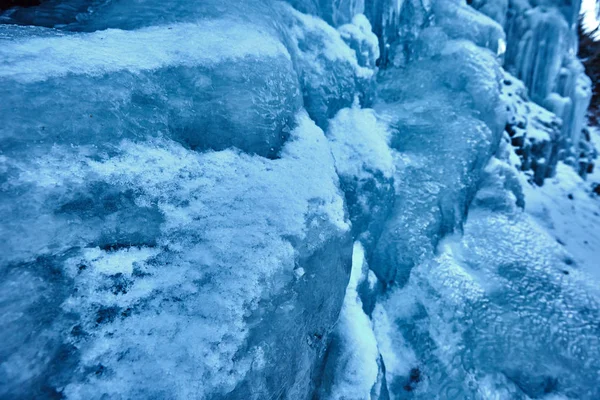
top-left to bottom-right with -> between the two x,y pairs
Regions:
0,0 -> 599,399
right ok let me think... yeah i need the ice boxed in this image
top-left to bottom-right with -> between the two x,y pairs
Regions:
1,78 -> 351,399
317,242 -> 380,400
285,0 -> 365,26
511,8 -> 569,102
0,23 -> 290,82
376,154 -> 600,399
27,0 -> 284,33
280,3 -> 376,127
0,21 -> 300,162
547,56 -> 593,152
338,14 -> 380,70
435,0 -> 506,55
500,0 -> 592,162
470,0 -> 510,26
326,104 -> 395,251
0,3 -> 352,398
501,71 -> 563,184
364,0 -> 431,67
1,0 -> 599,398
0,0 -> 107,27
369,10 -> 505,284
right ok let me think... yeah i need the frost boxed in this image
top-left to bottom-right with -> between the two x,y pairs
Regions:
328,105 -> 393,180
0,0 -> 598,398
0,111 -> 352,399
0,22 -> 290,83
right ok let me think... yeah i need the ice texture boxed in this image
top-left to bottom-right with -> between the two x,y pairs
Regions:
0,4 -> 354,397
378,154 -> 600,399
1,110 -> 353,399
0,20 -> 302,159
0,0 -> 599,398
370,7 -> 506,285
499,0 -> 593,161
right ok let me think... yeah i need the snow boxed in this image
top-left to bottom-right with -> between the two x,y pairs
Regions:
325,242 -> 380,400
0,111 -> 352,399
581,0 -> 600,39
285,5 -> 372,78
281,3 -> 376,127
327,105 -> 393,180
523,160 -> 600,279
501,71 -> 562,183
0,21 -> 290,83
78,246 -> 160,276
338,14 -> 380,69
1,0 -> 599,398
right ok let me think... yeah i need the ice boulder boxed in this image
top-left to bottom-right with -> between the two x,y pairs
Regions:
0,8 -> 352,397
0,21 -> 301,159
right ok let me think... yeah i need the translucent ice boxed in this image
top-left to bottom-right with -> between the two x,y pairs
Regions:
377,155 -> 600,399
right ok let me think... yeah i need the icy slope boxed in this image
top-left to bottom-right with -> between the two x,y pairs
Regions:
0,0 -> 599,399
523,129 -> 600,279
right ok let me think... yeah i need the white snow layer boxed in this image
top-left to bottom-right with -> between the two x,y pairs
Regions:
327,242 -> 380,400
0,21 -> 290,83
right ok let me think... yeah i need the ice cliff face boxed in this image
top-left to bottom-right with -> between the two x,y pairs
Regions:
0,0 -> 598,399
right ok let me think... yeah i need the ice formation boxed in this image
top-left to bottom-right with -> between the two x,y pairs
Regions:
0,0 -> 599,399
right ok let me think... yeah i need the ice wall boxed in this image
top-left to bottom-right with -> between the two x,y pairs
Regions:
0,0 -> 598,399
475,0 -> 593,170
0,2 -> 360,398
282,0 -> 600,399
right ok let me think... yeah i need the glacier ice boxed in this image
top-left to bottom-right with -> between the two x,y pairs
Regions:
0,0 -> 599,399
